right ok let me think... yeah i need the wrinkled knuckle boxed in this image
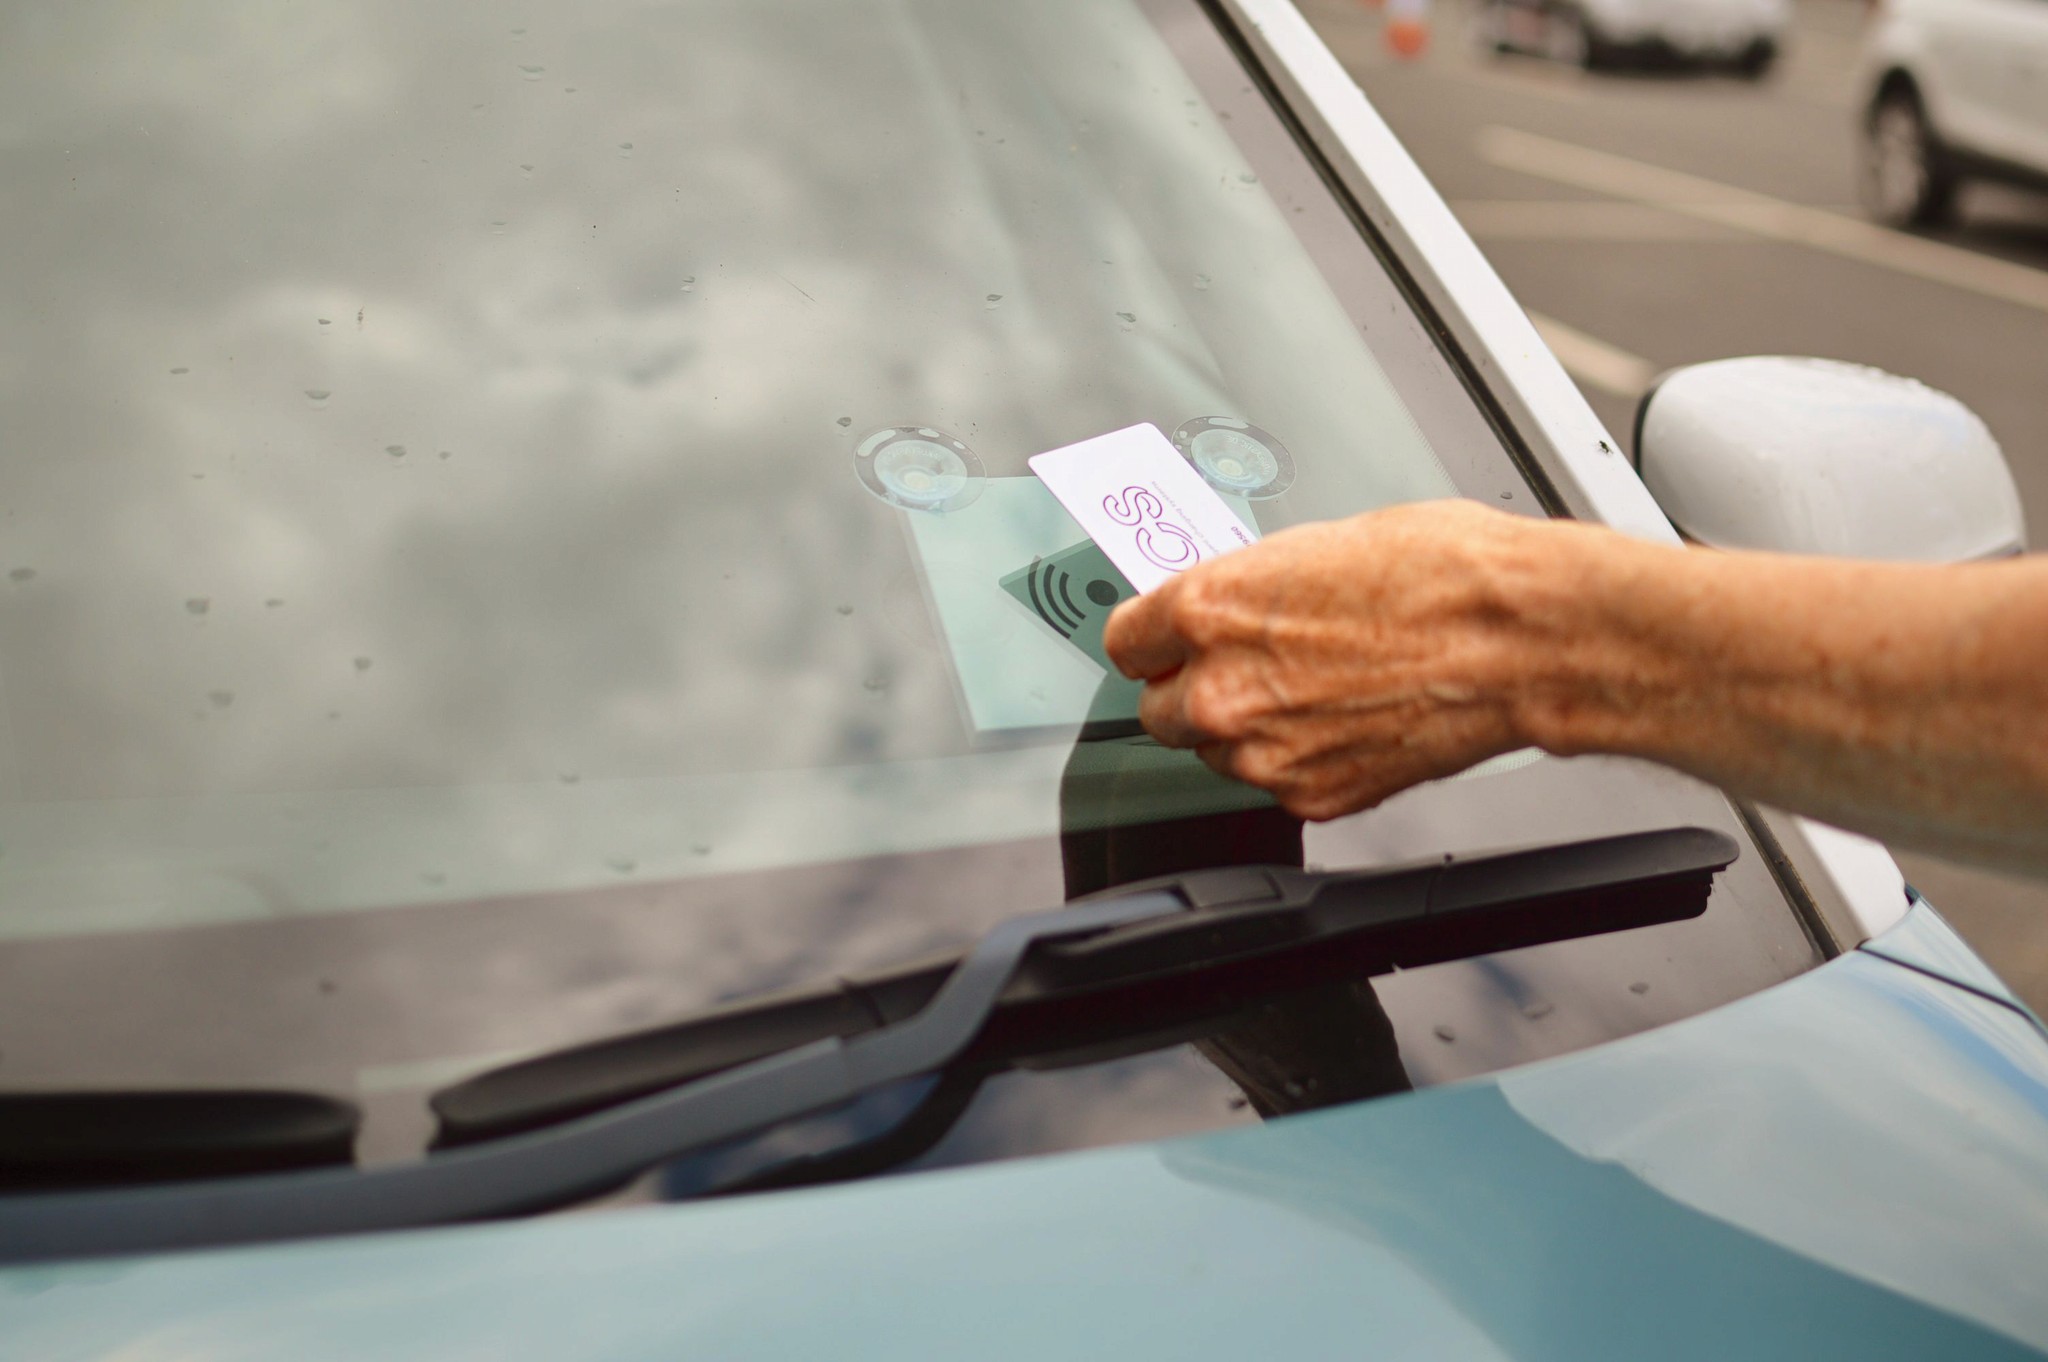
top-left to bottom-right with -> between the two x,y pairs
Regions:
1181,676 -> 1240,739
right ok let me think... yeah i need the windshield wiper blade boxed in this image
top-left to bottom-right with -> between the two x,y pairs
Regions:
433,825 -> 1736,1151
0,826 -> 1734,1264
0,1091 -> 359,1191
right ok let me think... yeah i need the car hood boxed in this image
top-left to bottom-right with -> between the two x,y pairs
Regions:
7,908 -> 2048,1361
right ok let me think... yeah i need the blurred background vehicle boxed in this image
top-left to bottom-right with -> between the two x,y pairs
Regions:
1858,0 -> 2048,226
1475,0 -> 1788,73
1306,0 -> 2048,1015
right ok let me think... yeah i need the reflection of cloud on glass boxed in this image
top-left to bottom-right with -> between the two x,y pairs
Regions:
0,0 -> 1452,937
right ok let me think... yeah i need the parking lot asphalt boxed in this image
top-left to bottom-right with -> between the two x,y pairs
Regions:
1301,0 -> 2048,1010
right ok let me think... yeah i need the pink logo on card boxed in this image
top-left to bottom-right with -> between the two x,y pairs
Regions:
1103,485 -> 1199,573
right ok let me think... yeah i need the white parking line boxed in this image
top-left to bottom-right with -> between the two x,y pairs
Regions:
1526,310 -> 1661,398
1477,126 -> 2048,313
1452,198 -> 1747,241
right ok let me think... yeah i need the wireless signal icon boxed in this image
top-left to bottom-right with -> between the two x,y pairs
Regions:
1010,553 -> 1124,640
1022,555 -> 1085,638
999,542 -> 1128,655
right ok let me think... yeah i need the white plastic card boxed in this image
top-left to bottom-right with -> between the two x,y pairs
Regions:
1027,423 -> 1258,594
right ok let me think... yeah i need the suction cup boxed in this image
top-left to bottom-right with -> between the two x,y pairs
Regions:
853,427 -> 985,513
1170,417 -> 1295,501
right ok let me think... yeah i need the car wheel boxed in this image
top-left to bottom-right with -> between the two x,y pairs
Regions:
1541,6 -> 1597,67
1861,85 -> 1957,228
1734,38 -> 1776,80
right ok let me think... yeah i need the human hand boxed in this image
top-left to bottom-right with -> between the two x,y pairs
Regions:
1102,499 -> 1574,820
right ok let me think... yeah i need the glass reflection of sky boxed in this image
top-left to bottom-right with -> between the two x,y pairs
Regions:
0,0 -> 1449,938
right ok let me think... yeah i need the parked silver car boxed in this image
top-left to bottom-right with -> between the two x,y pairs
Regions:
1861,0 -> 2048,225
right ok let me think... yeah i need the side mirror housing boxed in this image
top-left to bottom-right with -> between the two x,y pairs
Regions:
1633,357 -> 2026,561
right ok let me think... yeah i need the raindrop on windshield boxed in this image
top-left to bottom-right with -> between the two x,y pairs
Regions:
1237,171 -> 1258,185
207,690 -> 234,708
1433,1024 -> 1457,1043
862,677 -> 888,694
519,164 -> 534,176
607,856 -> 637,875
185,597 -> 210,616
317,318 -> 331,326
1193,274 -> 1211,291
1116,311 -> 1136,324
353,656 -> 373,672
386,445 -> 407,459
984,293 -> 1003,308
1629,981 -> 1650,995
421,871 -> 447,886
265,598 -> 284,608
835,604 -> 854,616
519,64 -> 545,80
681,276 -> 695,292
489,221 -> 507,235
438,450 -> 453,460
1522,1001 -> 1554,1020
8,568 -> 33,584
617,142 -> 633,157
835,415 -> 852,427
690,843 -> 711,857
559,773 -> 580,784
170,367 -> 189,375
510,26 -> 527,36
304,389 -> 330,408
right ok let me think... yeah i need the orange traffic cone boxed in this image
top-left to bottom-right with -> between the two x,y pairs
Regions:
1385,0 -> 1430,57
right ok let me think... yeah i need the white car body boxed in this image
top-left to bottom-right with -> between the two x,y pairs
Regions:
1579,0 -> 1788,57
1862,0 -> 2048,180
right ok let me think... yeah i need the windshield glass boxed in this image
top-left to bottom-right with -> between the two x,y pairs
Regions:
0,0 -> 1818,1168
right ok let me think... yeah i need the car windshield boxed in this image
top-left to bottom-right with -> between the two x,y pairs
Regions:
0,0 -> 1818,1170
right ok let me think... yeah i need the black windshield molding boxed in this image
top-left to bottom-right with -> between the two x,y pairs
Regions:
0,826 -> 1734,1265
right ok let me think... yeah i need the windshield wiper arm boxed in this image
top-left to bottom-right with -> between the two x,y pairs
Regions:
0,826 -> 1734,1264
0,1091 -> 359,1191
433,825 -> 1737,1150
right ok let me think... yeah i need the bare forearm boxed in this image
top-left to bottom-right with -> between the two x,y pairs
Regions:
1106,499 -> 2048,879
1508,527 -> 2048,874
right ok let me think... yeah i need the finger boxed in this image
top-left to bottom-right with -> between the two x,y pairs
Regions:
1137,666 -> 1210,748
1103,581 -> 1191,680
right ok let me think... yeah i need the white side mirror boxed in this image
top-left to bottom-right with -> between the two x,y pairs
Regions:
1633,357 -> 2026,562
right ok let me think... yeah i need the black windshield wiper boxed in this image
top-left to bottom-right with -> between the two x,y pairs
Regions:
0,826 -> 1734,1264
0,1091 -> 359,1191
433,825 -> 1736,1148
